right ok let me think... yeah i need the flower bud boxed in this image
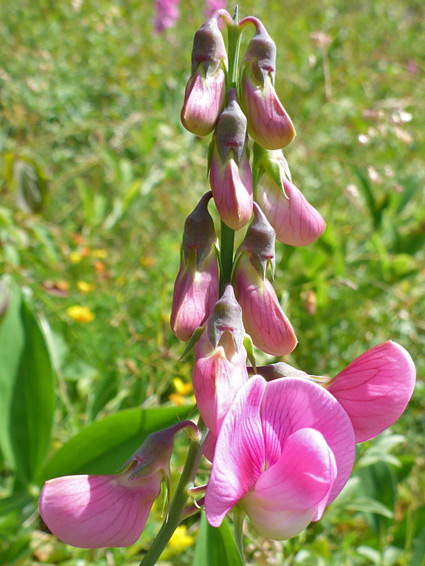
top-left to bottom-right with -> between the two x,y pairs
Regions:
239,18 -> 295,150
209,89 -> 253,230
234,207 -> 296,356
171,192 -> 219,341
254,145 -> 326,246
181,13 -> 228,136
192,285 -> 248,435
39,422 -> 197,548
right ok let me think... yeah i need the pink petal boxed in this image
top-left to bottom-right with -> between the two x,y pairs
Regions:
261,378 -> 355,503
234,255 -> 297,356
205,376 -> 266,526
257,176 -> 326,246
241,71 -> 296,150
326,341 -> 416,442
39,473 -> 161,548
209,154 -> 253,231
181,69 -> 226,136
170,254 -> 219,341
193,333 -> 248,436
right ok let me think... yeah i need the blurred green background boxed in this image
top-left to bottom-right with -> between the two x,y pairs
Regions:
0,0 -> 424,564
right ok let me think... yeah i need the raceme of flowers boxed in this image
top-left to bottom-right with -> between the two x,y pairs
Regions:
39,8 -> 416,555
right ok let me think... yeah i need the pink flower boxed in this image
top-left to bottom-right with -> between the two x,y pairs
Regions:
170,192 -> 219,341
205,375 -> 355,539
154,0 -> 180,33
209,89 -> 253,230
205,0 -> 227,17
192,285 -> 248,436
326,341 -> 416,442
255,147 -> 326,246
239,18 -> 295,150
181,12 -> 228,136
39,422 -> 198,548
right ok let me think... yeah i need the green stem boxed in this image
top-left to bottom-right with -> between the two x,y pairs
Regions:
220,220 -> 235,292
226,7 -> 242,91
233,507 -> 246,565
139,419 -> 208,566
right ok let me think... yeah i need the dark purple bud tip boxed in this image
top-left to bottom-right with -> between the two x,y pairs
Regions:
207,284 -> 244,352
182,192 -> 216,267
239,203 -> 276,278
214,89 -> 247,165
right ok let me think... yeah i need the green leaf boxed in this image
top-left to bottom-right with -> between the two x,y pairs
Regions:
346,497 -> 394,519
41,404 -> 193,480
0,284 -> 55,485
0,492 -> 34,517
193,512 -> 244,566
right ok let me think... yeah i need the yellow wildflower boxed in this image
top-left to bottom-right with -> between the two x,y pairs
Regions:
69,251 -> 83,264
66,305 -> 95,323
92,249 -> 108,259
168,526 -> 194,550
172,378 -> 193,396
77,280 -> 96,293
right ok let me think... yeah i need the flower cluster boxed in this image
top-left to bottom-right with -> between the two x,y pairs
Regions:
39,9 -> 416,557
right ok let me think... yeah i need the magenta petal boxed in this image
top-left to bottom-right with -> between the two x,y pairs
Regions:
39,473 -> 161,548
205,376 -> 266,527
261,378 -> 355,503
326,341 -> 416,442
257,176 -> 326,246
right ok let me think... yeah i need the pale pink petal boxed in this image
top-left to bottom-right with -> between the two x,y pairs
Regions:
209,154 -> 253,230
257,176 -> 326,246
205,376 -> 266,526
193,334 -> 248,436
170,254 -> 219,341
39,473 -> 161,548
326,341 -> 416,442
181,69 -> 226,136
241,71 -> 295,150
261,378 -> 355,503
241,503 -> 319,540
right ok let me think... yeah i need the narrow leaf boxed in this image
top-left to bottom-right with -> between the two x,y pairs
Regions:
193,512 -> 244,566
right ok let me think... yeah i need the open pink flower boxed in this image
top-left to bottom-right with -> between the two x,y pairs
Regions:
154,0 -> 180,33
326,341 -> 416,442
255,147 -> 326,246
39,422 -> 197,548
205,375 -> 355,539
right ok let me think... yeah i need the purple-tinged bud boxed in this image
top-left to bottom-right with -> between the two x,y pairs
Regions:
250,362 -> 309,380
209,89 -> 253,230
239,18 -> 296,150
238,202 -> 275,278
171,193 -> 219,341
254,145 -> 326,246
192,285 -> 248,435
233,253 -> 297,356
181,12 -> 229,136
39,422 -> 197,549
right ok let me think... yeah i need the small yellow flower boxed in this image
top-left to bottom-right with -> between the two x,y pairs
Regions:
168,526 -> 194,550
66,305 -> 95,323
140,255 -> 155,267
69,251 -> 83,264
92,249 -> 108,259
172,377 -> 193,396
77,280 -> 96,293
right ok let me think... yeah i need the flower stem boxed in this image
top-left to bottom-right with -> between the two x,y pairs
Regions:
234,507 -> 246,565
139,419 -> 208,566
227,7 -> 242,91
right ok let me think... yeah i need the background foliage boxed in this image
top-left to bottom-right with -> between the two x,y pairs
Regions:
0,0 -> 424,564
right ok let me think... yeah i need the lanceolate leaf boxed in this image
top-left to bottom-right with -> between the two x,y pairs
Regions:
0,284 -> 55,485
193,512 -> 244,566
41,404 -> 194,481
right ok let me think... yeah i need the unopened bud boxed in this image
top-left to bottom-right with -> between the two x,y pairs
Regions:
238,202 -> 275,279
181,13 -> 228,136
209,89 -> 253,230
239,18 -> 296,150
